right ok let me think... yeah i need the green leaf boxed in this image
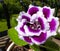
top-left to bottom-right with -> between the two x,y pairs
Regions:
30,44 -> 40,51
40,45 -> 57,51
8,28 -> 28,46
55,33 -> 60,39
10,17 -> 18,27
44,38 -> 59,51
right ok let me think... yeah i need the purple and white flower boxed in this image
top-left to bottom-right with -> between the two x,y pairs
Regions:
15,5 -> 59,45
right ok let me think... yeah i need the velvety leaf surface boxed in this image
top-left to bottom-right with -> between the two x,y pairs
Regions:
44,38 -> 59,51
8,28 -> 28,46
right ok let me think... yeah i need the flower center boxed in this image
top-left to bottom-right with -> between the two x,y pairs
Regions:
26,21 -> 41,30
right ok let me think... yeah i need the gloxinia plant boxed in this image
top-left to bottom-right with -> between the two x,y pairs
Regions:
8,5 -> 59,51
15,5 -> 59,45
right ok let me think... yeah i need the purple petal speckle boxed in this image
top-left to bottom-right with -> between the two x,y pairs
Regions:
49,19 -> 56,32
22,15 -> 30,21
20,22 -> 26,33
32,32 -> 47,42
38,17 -> 45,30
43,8 -> 50,19
28,7 -> 39,15
24,36 -> 32,43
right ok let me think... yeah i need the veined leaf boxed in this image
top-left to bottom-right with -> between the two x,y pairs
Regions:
8,28 -> 28,46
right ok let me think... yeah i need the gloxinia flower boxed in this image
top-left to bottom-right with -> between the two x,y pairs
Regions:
15,5 -> 59,45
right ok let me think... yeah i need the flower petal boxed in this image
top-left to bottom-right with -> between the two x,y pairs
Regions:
20,22 -> 26,33
27,5 -> 39,15
36,11 -> 49,31
15,20 -> 27,36
28,26 -> 40,33
43,6 -> 55,19
43,8 -> 50,19
30,14 -> 37,22
17,11 -> 25,21
23,36 -> 32,44
17,12 -> 31,22
24,25 -> 41,36
38,17 -> 45,30
22,15 -> 30,21
47,31 -> 56,39
31,32 -> 47,45
18,35 -> 33,45
49,17 -> 59,32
